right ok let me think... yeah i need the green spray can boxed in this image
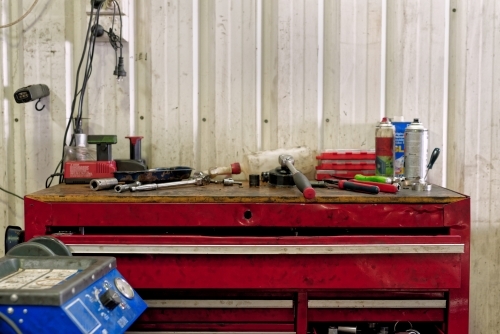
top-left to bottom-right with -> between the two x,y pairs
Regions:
375,117 -> 395,177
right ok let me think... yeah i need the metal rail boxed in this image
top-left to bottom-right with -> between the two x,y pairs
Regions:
144,299 -> 446,309
68,243 -> 465,255
146,299 -> 293,308
308,299 -> 446,309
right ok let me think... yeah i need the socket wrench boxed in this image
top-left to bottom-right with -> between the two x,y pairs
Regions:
90,178 -> 118,191
114,181 -> 141,193
130,172 -> 210,192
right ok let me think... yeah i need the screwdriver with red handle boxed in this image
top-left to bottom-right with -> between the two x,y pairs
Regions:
312,179 -> 380,194
349,179 -> 400,193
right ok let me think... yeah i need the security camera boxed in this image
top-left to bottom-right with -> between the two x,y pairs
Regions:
13,84 -> 50,104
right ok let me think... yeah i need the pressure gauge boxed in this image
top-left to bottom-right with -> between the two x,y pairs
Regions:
114,277 -> 134,299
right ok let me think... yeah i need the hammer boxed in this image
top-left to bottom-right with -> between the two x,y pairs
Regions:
278,155 -> 316,199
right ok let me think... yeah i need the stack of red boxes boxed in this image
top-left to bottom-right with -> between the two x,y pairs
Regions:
315,149 -> 376,180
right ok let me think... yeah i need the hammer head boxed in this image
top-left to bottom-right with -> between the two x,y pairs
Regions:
278,154 -> 294,167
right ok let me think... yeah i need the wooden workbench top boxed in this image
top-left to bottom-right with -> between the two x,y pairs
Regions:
26,183 -> 467,204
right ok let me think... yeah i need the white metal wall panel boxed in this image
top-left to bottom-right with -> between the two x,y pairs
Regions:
87,43 -> 131,162
337,0 -> 382,150
276,0 -> 318,149
261,0 -> 278,151
386,0 -> 447,185
149,0 -> 196,168
135,1 -> 153,163
322,0 -> 340,149
0,0 -> 26,233
211,0 -> 257,168
23,0 -> 69,193
447,0 -> 500,332
323,0 -> 383,150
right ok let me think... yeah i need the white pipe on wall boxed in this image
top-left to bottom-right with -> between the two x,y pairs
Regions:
256,0 -> 262,151
128,0 -> 135,136
380,0 -> 387,118
1,1 -> 10,137
192,0 -> 199,165
64,41 -> 73,143
441,0 -> 450,187
317,0 -> 324,151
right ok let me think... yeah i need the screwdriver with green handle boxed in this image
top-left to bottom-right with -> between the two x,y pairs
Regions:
354,174 -> 393,184
355,148 -> 441,185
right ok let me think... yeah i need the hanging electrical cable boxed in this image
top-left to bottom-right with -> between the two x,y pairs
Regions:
90,0 -> 126,80
111,0 -> 126,80
47,0 -> 104,186
46,0 -> 125,187
0,0 -> 40,29
0,186 -> 24,201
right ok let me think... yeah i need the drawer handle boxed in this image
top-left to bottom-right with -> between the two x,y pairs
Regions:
68,243 -> 465,255
146,299 -> 293,308
308,299 -> 446,309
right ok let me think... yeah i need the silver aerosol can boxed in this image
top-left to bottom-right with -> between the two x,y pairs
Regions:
375,117 -> 395,178
404,118 -> 428,181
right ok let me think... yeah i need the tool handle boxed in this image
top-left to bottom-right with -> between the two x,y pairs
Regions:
427,148 -> 440,169
131,184 -> 158,192
157,178 -> 197,189
292,172 -> 316,199
203,163 -> 241,178
339,180 -> 380,194
350,180 -> 399,193
354,174 -> 391,184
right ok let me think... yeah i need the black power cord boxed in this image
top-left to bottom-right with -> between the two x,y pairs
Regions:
0,186 -> 24,201
48,0 -> 104,186
111,0 -> 126,79
0,311 -> 23,334
47,0 -> 124,187
75,3 -> 103,134
92,1 -> 125,79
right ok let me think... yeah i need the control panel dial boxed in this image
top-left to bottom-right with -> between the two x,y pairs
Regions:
99,289 -> 122,310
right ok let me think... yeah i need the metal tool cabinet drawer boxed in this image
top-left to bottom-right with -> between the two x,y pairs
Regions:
24,184 -> 470,334
53,235 -> 463,290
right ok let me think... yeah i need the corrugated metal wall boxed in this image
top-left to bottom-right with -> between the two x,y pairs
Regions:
448,0 -> 500,332
1,0 -> 498,332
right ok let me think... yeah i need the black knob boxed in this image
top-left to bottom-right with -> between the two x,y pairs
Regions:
261,172 -> 269,183
99,289 -> 122,310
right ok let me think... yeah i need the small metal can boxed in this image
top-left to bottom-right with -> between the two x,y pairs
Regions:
375,117 -> 395,177
404,118 -> 428,181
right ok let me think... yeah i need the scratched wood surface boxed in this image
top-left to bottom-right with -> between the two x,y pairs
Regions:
26,183 -> 465,204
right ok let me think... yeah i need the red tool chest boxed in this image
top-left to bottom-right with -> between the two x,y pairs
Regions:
24,184 -> 469,334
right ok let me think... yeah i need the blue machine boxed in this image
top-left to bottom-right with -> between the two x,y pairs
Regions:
0,237 -> 147,334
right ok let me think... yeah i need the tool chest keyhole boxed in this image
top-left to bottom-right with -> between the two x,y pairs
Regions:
244,210 -> 252,220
